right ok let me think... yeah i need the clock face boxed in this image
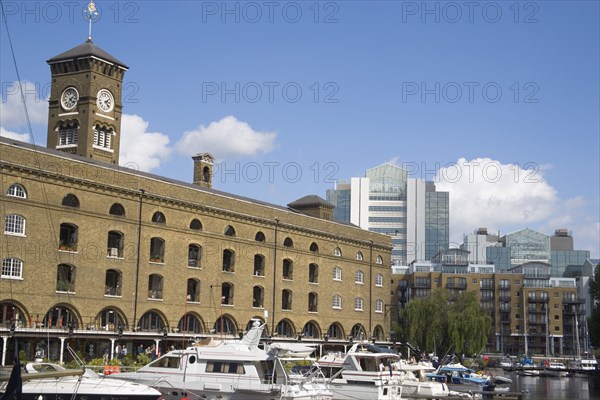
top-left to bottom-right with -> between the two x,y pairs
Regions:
96,89 -> 114,113
61,87 -> 79,110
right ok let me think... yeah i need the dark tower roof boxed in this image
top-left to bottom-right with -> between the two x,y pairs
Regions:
47,39 -> 128,69
288,195 -> 334,209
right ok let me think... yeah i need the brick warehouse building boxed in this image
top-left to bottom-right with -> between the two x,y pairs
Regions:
0,40 -> 392,364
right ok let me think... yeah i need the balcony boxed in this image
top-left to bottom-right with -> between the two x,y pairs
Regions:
414,281 -> 431,289
447,281 -> 467,290
563,297 -> 585,304
528,296 -> 549,303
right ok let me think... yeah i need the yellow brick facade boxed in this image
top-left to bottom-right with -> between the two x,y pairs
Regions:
1,139 -> 393,360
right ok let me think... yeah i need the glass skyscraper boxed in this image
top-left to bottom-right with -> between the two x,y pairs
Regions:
326,163 -> 449,265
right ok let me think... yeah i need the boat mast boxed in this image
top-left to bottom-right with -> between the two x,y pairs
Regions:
523,290 -> 528,356
575,312 -> 580,358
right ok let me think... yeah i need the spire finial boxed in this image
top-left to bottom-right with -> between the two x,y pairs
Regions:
83,0 -> 100,41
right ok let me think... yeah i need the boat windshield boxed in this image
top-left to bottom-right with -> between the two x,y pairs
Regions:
148,356 -> 182,369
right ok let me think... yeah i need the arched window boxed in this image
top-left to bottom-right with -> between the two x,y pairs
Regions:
43,305 -> 77,329
222,282 -> 234,305
188,244 -> 201,268
4,214 -> 25,236
355,251 -> 364,261
333,247 -> 342,257
190,218 -> 202,230
275,319 -> 294,338
7,184 -> 26,198
150,237 -> 165,263
253,286 -> 264,308
375,273 -> 384,287
187,278 -> 200,302
255,231 -> 265,242
202,166 -> 210,182
58,223 -> 77,251
355,270 -> 364,284
96,307 -> 126,331
0,302 -> 25,328
302,321 -> 320,339
148,274 -> 163,299
224,225 -> 236,237
309,242 -> 319,253
56,264 -> 76,292
107,231 -> 124,257
309,263 -> 318,283
138,311 -> 165,332
254,254 -> 265,276
283,237 -> 293,248
62,193 -> 80,208
109,203 -> 125,216
151,211 -> 166,224
333,266 -> 342,281
332,294 -> 342,309
283,259 -> 293,280
213,315 -> 236,335
354,298 -> 364,311
104,269 -> 122,296
57,121 -> 79,146
376,255 -> 384,265
223,249 -> 235,272
282,289 -> 292,310
327,323 -> 344,340
93,124 -> 113,149
178,313 -> 203,334
308,292 -> 318,312
375,299 -> 383,313
351,324 -> 366,341
1,258 -> 23,279
372,325 -> 384,341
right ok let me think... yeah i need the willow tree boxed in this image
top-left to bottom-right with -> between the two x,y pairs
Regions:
402,290 -> 449,354
589,264 -> 600,347
447,291 -> 492,356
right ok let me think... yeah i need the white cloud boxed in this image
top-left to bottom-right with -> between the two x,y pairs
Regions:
175,116 -> 277,159
436,157 -> 559,245
0,127 -> 31,142
0,81 -> 48,128
119,114 -> 172,172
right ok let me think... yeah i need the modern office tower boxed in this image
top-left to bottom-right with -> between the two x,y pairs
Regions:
327,163 -> 449,266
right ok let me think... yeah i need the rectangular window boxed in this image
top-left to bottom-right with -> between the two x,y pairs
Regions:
1,258 -> 23,279
4,215 -> 25,235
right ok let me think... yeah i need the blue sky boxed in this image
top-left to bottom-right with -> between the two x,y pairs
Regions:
1,0 -> 599,257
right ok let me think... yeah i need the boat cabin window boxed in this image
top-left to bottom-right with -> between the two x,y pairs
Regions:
358,357 -> 378,372
189,355 -> 196,364
149,356 -> 181,369
206,361 -> 245,374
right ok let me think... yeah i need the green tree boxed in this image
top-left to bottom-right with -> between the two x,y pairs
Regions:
588,263 -> 600,346
447,291 -> 492,356
401,289 -> 492,357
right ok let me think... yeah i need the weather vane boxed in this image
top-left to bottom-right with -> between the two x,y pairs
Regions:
83,0 -> 100,41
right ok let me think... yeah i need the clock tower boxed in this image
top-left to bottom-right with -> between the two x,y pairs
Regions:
46,39 -> 128,165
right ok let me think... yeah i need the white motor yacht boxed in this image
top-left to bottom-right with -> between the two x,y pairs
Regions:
0,361 -> 161,400
317,343 -> 450,399
109,320 -> 332,400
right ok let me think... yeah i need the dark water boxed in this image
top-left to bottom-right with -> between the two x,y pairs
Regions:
509,374 -> 600,400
